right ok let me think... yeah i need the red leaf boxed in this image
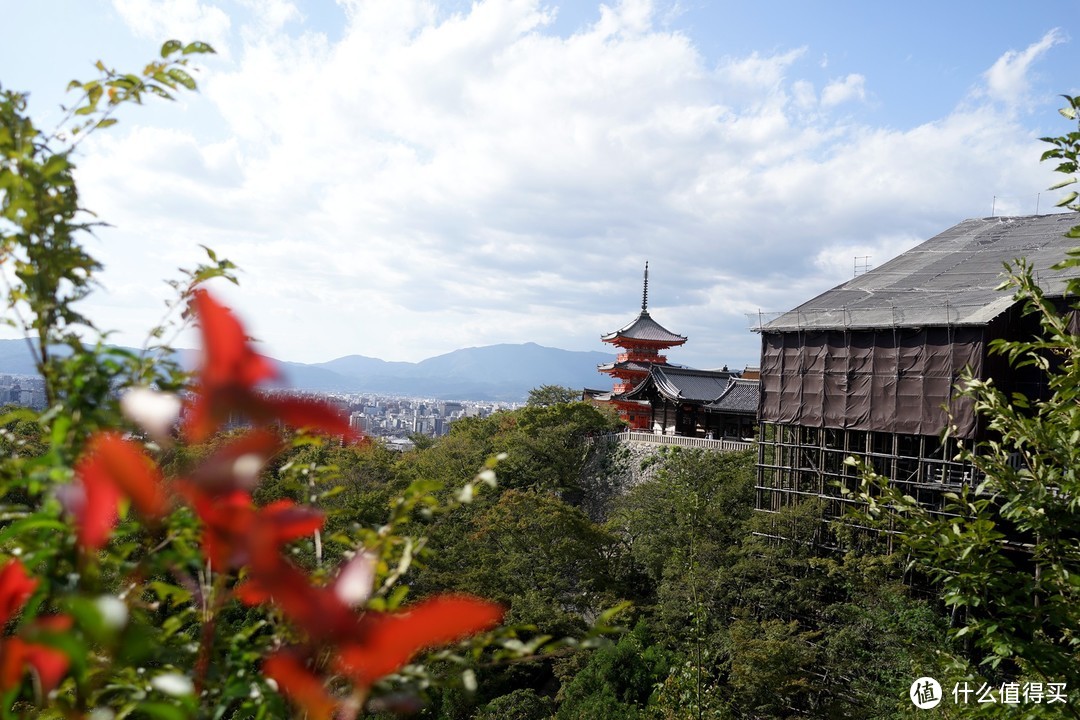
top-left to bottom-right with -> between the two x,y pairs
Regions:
31,615 -> 73,633
183,291 -> 279,442
263,651 -> 337,720
182,292 -> 365,444
183,488 -> 253,569
180,391 -> 215,445
248,501 -> 325,568
192,290 -> 276,390
232,579 -> 271,606
73,433 -> 166,549
73,450 -> 122,550
183,388 -> 362,445
0,560 -> 36,626
0,639 -> 23,692
183,488 -> 323,571
0,616 -> 73,694
237,561 -> 359,644
189,429 -> 284,494
260,501 -> 325,539
263,397 -> 361,441
336,595 -> 504,686
20,641 -> 69,693
87,433 -> 167,517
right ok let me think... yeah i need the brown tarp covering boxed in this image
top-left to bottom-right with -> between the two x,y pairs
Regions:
760,328 -> 984,438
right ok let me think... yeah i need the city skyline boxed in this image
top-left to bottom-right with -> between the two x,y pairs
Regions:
0,337 -> 620,402
3,1 -> 1079,371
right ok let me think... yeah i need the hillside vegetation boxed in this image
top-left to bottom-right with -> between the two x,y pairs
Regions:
242,401 -> 949,719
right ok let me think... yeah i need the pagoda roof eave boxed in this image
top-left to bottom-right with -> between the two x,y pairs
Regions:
601,310 -> 687,345
610,396 -> 651,407
597,360 -> 656,373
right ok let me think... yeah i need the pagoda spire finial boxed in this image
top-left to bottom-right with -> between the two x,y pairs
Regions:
642,261 -> 649,311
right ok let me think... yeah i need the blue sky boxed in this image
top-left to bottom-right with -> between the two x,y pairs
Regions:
2,1 -> 1078,375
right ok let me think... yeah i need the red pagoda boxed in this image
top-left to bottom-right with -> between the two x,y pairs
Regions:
594,263 -> 686,428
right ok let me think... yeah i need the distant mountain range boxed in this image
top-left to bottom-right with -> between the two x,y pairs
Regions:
0,339 -> 613,401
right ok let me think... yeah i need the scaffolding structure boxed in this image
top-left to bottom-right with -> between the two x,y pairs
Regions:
752,213 -> 1080,546
754,422 -> 975,548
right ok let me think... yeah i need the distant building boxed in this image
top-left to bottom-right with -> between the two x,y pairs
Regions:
752,214 -> 1080,533
586,263 -> 759,437
622,365 -> 758,438
385,437 -> 416,452
0,375 -> 47,410
349,411 -> 368,433
591,263 -> 687,428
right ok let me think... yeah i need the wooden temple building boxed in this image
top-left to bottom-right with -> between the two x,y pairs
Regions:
752,213 -> 1080,527
584,264 -> 759,438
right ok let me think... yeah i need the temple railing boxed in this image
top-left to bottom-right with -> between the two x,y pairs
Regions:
615,352 -> 666,363
596,430 -> 755,452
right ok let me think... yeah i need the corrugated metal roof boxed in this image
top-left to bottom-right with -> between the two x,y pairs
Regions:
602,310 -> 687,345
761,213 -> 1080,332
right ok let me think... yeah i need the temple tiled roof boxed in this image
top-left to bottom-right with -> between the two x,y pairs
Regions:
584,388 -> 650,405
582,388 -> 612,401
601,310 -> 687,345
597,359 -> 659,374
623,365 -> 735,403
620,366 -> 760,416
706,378 -> 760,415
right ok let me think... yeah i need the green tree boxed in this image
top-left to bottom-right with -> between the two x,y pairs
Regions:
725,617 -> 818,718
527,385 -> 580,407
414,488 -> 633,638
613,447 -> 754,657
555,623 -> 671,720
614,448 -> 754,587
475,688 -> 555,720
372,404 -> 635,719
401,401 -> 622,499
608,445 -> 944,719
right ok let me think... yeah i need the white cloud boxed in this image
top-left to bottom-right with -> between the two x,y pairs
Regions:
64,0 -> 1067,371
791,79 -> 816,109
111,0 -> 232,56
714,48 -> 805,98
820,73 -> 865,107
811,233 -> 923,278
596,0 -> 655,37
236,0 -> 301,34
983,28 -> 1065,106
